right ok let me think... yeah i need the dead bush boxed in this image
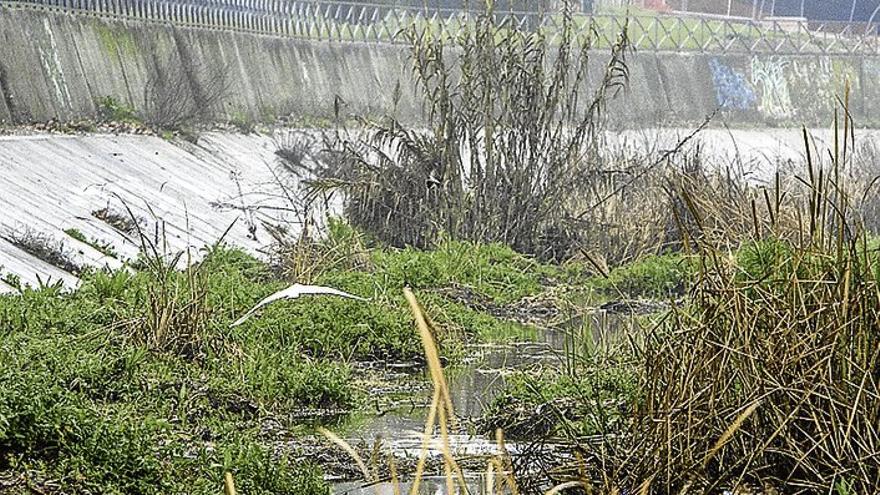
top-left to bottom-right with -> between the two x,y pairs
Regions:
143,52 -> 231,130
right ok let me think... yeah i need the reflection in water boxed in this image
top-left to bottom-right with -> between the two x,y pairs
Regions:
333,311 -> 637,494
335,476 -> 488,495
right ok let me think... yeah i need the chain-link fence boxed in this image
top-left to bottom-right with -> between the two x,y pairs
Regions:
1,0 -> 878,54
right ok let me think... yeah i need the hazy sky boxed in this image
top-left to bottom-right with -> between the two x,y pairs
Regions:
772,0 -> 880,21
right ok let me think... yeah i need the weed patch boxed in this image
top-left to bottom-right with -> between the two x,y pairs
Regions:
3,227 -> 83,275
64,227 -> 118,258
590,253 -> 693,298
96,96 -> 140,124
0,264 -> 342,492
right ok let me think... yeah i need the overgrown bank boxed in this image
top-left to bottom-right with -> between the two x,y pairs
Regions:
3,2 -> 880,493
4,224 -> 659,493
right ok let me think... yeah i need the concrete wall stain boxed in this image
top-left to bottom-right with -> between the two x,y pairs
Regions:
790,58 -> 834,117
38,17 -> 73,114
786,58 -> 857,121
0,62 -> 15,122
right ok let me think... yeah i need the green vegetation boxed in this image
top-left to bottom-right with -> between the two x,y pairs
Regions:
1,227 -> 603,491
0,248 -> 352,492
64,227 -> 119,258
0,329 -> 329,494
483,361 -> 638,439
591,253 -> 694,298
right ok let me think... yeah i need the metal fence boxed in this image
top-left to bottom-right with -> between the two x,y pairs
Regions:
2,0 -> 878,54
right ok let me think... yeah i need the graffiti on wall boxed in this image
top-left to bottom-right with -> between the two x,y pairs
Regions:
709,57 -> 755,111
707,56 -> 860,122
750,57 -> 794,119
789,58 -> 834,115
788,58 -> 856,119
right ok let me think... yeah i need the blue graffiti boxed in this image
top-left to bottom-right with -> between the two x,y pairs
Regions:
709,58 -> 756,111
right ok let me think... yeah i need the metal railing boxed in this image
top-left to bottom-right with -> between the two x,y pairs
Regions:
2,0 -> 878,54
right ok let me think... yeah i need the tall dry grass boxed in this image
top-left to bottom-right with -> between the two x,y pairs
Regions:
317,285 -> 774,494
304,2 -> 630,261
598,99 -> 880,494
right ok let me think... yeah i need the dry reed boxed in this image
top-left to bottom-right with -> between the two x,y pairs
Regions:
304,2 -> 629,261
603,95 -> 880,494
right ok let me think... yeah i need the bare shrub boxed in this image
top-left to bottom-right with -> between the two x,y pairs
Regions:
143,53 -> 232,130
305,4 -> 630,260
559,129 -> 772,268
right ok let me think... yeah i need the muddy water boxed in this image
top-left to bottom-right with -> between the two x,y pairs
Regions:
332,312 -> 637,495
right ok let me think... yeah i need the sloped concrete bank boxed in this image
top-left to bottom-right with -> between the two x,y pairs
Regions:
0,131 -> 312,289
2,126 -> 878,288
0,7 -> 878,128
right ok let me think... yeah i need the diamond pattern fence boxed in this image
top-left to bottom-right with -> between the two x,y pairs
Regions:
1,0 -> 878,54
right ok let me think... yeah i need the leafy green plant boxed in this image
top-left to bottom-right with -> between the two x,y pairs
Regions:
592,253 -> 693,298
97,95 -> 140,123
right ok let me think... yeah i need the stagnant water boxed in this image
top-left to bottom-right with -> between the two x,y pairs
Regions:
332,311 -> 637,495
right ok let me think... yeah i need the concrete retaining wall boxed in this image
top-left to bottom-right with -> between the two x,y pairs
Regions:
0,7 -> 423,125
0,7 -> 877,128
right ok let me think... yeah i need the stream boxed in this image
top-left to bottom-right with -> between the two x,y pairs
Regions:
331,311 -> 637,495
